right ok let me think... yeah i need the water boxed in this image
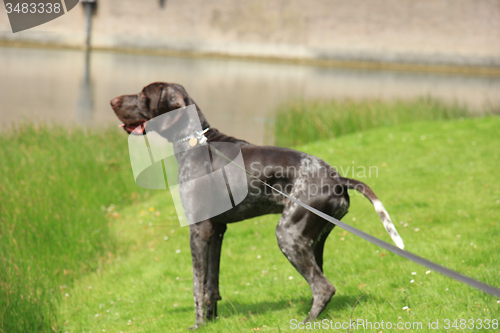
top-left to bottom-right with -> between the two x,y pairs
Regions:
1,46 -> 499,145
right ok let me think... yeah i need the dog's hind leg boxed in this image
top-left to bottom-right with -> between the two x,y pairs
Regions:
312,192 -> 348,273
313,223 -> 335,273
276,199 -> 341,322
206,223 -> 227,320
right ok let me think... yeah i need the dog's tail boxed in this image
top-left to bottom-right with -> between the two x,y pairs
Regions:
338,177 -> 405,249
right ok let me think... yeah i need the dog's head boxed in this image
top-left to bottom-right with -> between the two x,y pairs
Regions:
110,82 -> 199,135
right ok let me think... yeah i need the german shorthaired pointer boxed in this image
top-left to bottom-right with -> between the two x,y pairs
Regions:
110,82 -> 404,329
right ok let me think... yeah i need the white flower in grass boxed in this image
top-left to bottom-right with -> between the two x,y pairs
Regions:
426,270 -> 431,274
410,280 -> 415,283
175,249 -> 181,254
289,276 -> 294,280
402,306 -> 408,310
257,255 -> 261,259
411,272 -> 416,275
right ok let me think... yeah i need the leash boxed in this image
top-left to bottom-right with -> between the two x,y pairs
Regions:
205,142 -> 500,298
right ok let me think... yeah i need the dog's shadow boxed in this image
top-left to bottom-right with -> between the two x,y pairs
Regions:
169,294 -> 364,321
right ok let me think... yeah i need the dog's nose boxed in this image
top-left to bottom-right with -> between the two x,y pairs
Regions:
110,97 -> 120,109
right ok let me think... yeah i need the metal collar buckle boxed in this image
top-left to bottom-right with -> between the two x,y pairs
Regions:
176,127 -> 210,147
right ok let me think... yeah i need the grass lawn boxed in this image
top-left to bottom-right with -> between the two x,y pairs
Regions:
0,125 -> 149,332
273,97 -> 498,147
50,117 -> 500,332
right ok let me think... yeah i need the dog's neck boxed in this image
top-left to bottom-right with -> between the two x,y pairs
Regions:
159,104 -> 208,140
168,106 -> 211,153
165,104 -> 250,158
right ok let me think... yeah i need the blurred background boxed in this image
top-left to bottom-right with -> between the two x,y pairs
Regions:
1,0 -> 499,144
1,2 -> 500,332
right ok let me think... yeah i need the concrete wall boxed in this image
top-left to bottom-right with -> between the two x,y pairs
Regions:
1,0 -> 499,67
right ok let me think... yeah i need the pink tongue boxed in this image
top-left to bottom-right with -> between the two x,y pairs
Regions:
119,123 -> 125,128
132,123 -> 145,134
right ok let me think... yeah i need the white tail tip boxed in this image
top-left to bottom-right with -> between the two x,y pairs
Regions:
373,199 -> 405,250
394,236 -> 405,250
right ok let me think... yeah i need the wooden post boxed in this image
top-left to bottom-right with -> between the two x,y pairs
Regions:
81,0 -> 97,50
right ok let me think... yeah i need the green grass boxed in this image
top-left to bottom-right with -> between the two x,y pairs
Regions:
55,117 -> 499,332
273,97 -> 499,147
2,115 -> 499,332
0,124 -> 150,332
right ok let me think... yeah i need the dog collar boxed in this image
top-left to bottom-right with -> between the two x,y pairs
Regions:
175,127 -> 210,147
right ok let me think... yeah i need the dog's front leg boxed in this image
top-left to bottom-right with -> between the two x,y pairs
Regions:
188,220 -> 214,330
206,223 -> 227,320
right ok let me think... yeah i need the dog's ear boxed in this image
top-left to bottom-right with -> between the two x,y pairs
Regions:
157,85 -> 186,114
146,101 -> 189,140
142,84 -> 188,138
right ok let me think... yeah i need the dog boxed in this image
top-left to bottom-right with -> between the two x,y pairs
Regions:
110,82 -> 404,329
